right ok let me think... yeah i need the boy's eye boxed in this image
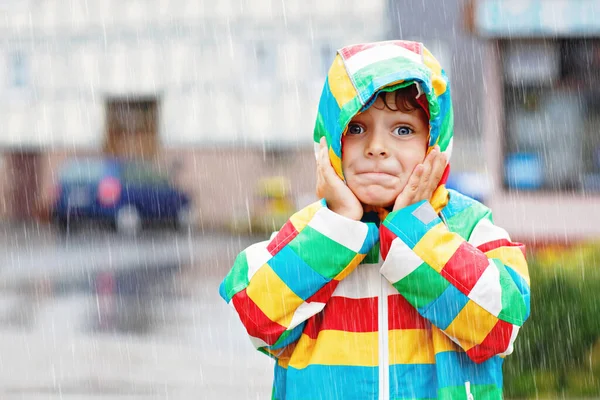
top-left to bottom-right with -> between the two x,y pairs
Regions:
394,126 -> 414,136
347,124 -> 364,135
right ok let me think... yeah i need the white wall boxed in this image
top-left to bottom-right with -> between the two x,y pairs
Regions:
0,0 -> 387,149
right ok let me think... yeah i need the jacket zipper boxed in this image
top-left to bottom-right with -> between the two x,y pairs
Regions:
379,274 -> 389,400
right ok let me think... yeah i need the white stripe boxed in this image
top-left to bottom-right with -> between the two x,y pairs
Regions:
245,241 -> 273,280
468,260 -> 503,316
468,218 -> 511,248
499,325 -> 520,357
344,44 -> 422,76
380,239 -> 424,284
288,301 -> 326,330
308,207 -> 368,253
332,263 -> 382,299
248,334 -> 270,349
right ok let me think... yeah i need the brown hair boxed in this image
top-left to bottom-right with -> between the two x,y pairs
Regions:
373,84 -> 422,113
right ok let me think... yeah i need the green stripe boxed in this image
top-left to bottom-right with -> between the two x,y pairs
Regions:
362,241 -> 380,264
438,384 -> 502,399
223,250 -> 249,299
437,103 -> 453,152
496,259 -> 528,324
445,201 -> 489,241
287,225 -> 357,279
392,262 -> 450,310
338,96 -> 363,133
351,58 -> 430,95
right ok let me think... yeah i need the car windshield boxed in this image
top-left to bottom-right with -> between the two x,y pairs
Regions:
121,162 -> 170,187
59,160 -> 110,183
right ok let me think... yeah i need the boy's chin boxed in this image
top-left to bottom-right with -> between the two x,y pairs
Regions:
356,192 -> 397,209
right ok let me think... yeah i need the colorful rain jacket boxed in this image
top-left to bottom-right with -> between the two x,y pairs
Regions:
219,41 -> 530,400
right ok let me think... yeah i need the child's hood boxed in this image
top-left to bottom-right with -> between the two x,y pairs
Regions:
313,40 -> 453,182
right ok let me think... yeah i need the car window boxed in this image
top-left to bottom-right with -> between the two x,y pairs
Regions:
122,163 -> 170,187
59,160 -> 108,183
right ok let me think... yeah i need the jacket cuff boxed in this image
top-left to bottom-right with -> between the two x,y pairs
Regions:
268,200 -> 379,280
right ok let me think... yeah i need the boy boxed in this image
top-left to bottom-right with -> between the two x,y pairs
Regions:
219,41 -> 530,400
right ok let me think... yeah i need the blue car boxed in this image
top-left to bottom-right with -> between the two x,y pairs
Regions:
51,158 -> 192,235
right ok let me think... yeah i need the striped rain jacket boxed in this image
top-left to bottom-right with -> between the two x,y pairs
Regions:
219,41 -> 530,400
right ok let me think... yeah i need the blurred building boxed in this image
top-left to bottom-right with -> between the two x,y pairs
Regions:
469,0 -> 600,243
0,0 -> 386,226
388,0 -> 488,175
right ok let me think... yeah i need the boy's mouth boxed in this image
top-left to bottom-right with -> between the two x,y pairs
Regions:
356,172 -> 398,182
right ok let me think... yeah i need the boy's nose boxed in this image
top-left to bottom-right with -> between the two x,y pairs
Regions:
365,134 -> 389,158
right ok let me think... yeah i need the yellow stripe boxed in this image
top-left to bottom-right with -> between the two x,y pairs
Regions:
444,300 -> 498,351
422,47 -> 447,96
486,247 -> 530,285
431,326 -> 461,353
246,264 -> 304,328
388,329 -> 435,365
289,201 -> 323,232
328,54 -> 358,109
334,253 -> 365,281
329,147 -> 344,180
289,330 -> 378,369
413,223 -> 463,273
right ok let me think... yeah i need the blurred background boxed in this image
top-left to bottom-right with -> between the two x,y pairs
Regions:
0,0 -> 598,398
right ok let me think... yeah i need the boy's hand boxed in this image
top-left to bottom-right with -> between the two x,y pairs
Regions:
393,146 -> 447,211
316,137 -> 363,221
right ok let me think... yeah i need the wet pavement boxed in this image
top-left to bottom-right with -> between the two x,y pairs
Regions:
0,223 -> 275,399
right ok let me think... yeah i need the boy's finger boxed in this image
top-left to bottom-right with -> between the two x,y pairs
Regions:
429,152 -> 447,187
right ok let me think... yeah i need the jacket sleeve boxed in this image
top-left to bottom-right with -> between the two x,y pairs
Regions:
379,200 -> 530,364
219,199 -> 379,359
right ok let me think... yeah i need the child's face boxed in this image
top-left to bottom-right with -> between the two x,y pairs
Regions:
341,92 -> 429,208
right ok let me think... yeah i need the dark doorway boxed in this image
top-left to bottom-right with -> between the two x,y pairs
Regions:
105,98 -> 159,160
8,151 -> 41,220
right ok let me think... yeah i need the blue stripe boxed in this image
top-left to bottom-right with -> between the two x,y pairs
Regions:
286,365 -> 378,400
218,281 -> 230,303
384,200 -> 442,247
421,284 -> 470,330
268,246 -> 329,301
358,222 -> 381,254
506,265 -> 531,321
272,363 -> 287,400
441,189 -> 477,220
435,351 -> 503,388
389,363 -> 437,399
317,77 -> 342,157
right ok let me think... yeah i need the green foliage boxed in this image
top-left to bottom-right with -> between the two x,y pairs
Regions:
504,243 -> 600,398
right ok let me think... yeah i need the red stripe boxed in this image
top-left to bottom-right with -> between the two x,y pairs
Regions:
339,43 -> 378,59
438,164 -> 450,185
306,279 -> 339,303
320,296 -> 378,333
477,239 -> 523,254
231,289 -> 287,346
339,41 -> 422,60
466,320 -> 514,364
379,224 -> 397,261
303,312 -> 324,340
441,241 -> 489,296
388,294 -> 431,330
267,220 -> 299,256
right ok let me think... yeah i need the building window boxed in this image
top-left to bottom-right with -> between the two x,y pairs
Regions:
253,41 -> 276,79
503,39 -> 600,193
10,51 -> 28,88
